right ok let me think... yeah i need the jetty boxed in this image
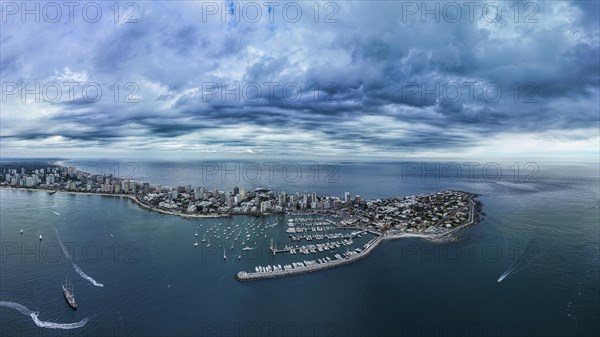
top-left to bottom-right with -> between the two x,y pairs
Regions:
236,234 -> 384,281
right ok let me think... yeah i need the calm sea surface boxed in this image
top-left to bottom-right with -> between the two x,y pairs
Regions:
0,160 -> 598,336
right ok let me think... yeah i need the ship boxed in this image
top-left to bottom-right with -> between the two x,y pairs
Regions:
62,277 -> 77,309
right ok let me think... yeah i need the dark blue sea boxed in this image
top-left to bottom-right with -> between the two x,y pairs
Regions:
1,159 -> 598,336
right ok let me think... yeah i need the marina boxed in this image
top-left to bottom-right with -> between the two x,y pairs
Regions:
237,235 -> 383,281
239,200 -> 478,281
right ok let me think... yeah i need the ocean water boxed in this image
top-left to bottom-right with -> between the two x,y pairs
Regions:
0,160 -> 598,336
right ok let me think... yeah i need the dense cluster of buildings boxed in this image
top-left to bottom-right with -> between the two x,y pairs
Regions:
1,164 -> 475,233
0,164 -> 366,215
337,191 -> 473,233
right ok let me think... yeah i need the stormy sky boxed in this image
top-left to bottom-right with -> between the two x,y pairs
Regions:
1,0 -> 598,160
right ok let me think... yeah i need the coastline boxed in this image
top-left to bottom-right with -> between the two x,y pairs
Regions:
0,186 -> 228,219
2,187 -> 480,281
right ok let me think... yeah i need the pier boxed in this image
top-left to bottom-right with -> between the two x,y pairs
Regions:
289,229 -> 368,242
237,236 -> 384,281
269,239 -> 352,255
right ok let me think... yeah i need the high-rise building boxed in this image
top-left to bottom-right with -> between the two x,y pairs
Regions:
194,187 -> 204,199
344,192 -> 351,207
334,200 -> 343,210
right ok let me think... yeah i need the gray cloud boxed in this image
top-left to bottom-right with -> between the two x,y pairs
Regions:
0,0 -> 598,157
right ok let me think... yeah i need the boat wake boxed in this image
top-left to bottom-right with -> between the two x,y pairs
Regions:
72,263 -> 104,287
52,226 -> 104,287
497,265 -> 516,282
51,210 -> 61,215
0,301 -> 89,329
497,239 -> 540,283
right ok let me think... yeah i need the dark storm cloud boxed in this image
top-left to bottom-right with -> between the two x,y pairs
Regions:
1,0 -> 598,156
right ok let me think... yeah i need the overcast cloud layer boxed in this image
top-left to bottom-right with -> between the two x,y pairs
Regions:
1,0 -> 598,160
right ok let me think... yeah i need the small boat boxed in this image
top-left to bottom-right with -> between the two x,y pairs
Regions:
206,239 -> 211,248
48,191 -> 56,195
62,277 -> 77,309
201,234 -> 206,242
223,248 -> 227,260
20,229 -> 23,234
39,234 -> 42,241
194,238 -> 199,247
242,246 -> 254,251
195,229 -> 198,237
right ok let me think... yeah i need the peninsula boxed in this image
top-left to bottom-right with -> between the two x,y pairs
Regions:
1,161 -> 482,281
